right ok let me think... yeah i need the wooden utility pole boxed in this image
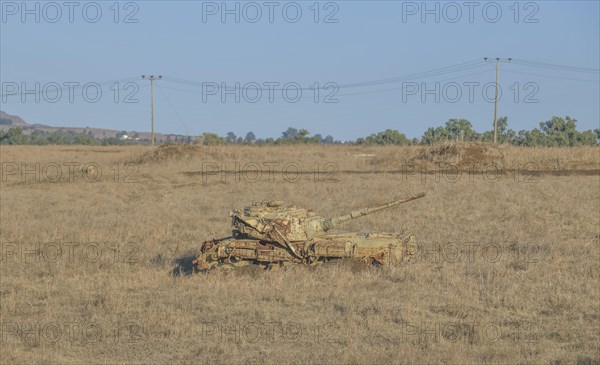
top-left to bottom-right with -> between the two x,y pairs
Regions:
484,58 -> 511,143
142,75 -> 162,146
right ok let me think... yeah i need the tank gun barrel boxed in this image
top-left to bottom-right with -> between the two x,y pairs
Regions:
322,192 -> 425,230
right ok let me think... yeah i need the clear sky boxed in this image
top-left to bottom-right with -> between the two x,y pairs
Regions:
1,0 -> 599,140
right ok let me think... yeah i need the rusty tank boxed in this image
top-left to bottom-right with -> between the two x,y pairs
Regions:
193,192 -> 425,271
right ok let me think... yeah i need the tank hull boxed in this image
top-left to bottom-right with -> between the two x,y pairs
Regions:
193,232 -> 416,271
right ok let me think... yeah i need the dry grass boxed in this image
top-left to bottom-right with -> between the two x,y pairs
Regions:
1,144 -> 599,364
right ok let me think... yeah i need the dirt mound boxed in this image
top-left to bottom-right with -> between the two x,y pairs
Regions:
133,144 -> 217,164
411,142 -> 504,166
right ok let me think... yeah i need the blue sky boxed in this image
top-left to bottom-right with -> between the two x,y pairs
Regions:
1,0 -> 599,140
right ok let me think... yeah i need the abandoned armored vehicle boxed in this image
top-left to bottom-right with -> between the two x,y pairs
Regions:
193,193 -> 425,271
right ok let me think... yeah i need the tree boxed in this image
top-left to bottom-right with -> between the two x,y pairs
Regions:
481,130 -> 494,143
282,127 -> 299,140
503,129 -> 517,144
528,128 -> 546,147
47,130 -> 71,144
578,130 -> 597,146
0,127 -> 28,144
30,130 -> 49,145
421,126 -> 449,144
298,129 -> 310,140
244,131 -> 257,144
539,116 -> 570,146
444,119 -> 477,141
226,132 -> 237,144
73,134 -> 97,145
359,129 -> 412,145
197,132 -> 224,145
497,116 -> 508,136
513,130 -> 528,146
496,117 -> 516,144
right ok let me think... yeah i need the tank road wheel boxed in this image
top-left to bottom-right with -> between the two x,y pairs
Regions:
221,257 -> 251,270
193,254 -> 219,271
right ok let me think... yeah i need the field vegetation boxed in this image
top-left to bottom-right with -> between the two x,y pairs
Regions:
1,143 -> 598,364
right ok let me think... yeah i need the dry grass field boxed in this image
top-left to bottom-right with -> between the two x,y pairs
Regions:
1,143 -> 599,364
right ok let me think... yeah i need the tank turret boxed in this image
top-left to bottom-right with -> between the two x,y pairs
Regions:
230,193 -> 425,245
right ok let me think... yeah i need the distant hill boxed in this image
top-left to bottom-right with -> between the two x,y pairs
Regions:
0,111 -> 28,126
0,111 -> 192,143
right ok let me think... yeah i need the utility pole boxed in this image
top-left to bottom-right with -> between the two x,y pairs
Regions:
484,58 -> 511,143
142,75 -> 162,146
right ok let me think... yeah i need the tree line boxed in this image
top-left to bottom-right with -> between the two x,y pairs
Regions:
192,116 -> 600,147
1,116 -> 598,147
0,128 -> 131,146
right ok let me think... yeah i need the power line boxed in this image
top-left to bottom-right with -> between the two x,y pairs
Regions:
331,60 -> 486,89
155,84 -> 202,95
337,68 -> 492,97
1,59 -> 597,113
157,85 -> 193,137
157,66 -> 491,100
511,59 -> 599,73
155,62 -> 594,101
159,59 -> 598,92
504,69 -> 599,83
1,59 -> 597,101
161,59 -> 488,91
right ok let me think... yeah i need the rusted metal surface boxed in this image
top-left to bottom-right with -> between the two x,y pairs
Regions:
193,194 -> 424,271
